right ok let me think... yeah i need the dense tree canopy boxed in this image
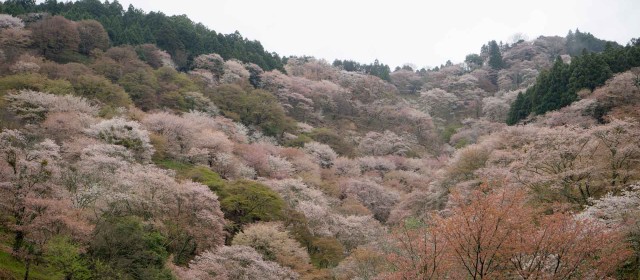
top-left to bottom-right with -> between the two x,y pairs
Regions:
332,58 -> 392,81
0,0 -> 285,71
507,43 -> 640,124
2,4 -> 640,278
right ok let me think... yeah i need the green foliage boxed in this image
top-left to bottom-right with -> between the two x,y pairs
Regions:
332,58 -> 392,81
402,216 -> 428,230
487,40 -> 504,70
118,69 -> 159,111
309,237 -> 345,268
566,28 -> 620,56
89,216 -> 174,280
154,159 -> 194,174
220,180 -> 286,233
465,53 -> 483,67
209,84 -> 294,137
507,44 -> 640,125
0,73 -> 74,95
4,0 -> 284,71
117,66 -> 201,111
154,161 -> 291,246
154,160 -> 228,196
0,250 -> 61,280
183,165 -> 227,196
441,123 -> 461,143
0,0 -> 37,14
44,236 -> 91,280
284,134 -> 312,148
71,74 -> 132,107
154,67 -> 199,109
282,209 -> 314,248
568,51 -> 612,93
506,92 -> 530,125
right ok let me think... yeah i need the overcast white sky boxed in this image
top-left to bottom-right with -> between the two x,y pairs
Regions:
100,0 -> 640,68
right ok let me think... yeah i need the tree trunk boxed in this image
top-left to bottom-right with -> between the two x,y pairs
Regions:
13,230 -> 24,253
23,260 -> 30,280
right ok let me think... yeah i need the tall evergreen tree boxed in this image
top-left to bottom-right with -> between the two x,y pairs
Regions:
506,92 -> 531,125
487,40 -> 504,70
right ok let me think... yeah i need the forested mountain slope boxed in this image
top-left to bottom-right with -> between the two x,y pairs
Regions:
1,2 -> 640,279
0,0 -> 285,71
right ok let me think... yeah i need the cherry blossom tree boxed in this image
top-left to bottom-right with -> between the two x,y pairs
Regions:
86,118 -> 154,162
190,53 -> 225,88
220,59 -> 250,84
357,130 -> 410,156
0,14 -> 24,29
284,57 -> 337,81
590,119 -> 640,188
481,96 -> 510,122
333,157 -> 361,177
391,69 -> 423,94
503,212 -> 629,280
0,130 -> 61,250
333,214 -> 385,251
263,178 -> 330,210
513,126 -> 608,204
41,112 -> 96,143
0,130 -> 91,279
5,90 -> 99,124
0,23 -> 31,63
173,245 -> 298,280
264,155 -> 294,179
357,156 -> 397,176
9,54 -> 40,74
419,88 -> 459,123
186,129 -> 234,168
592,71 -> 640,120
578,184 -> 640,227
340,178 -> 400,222
304,141 -> 337,168
232,222 -> 311,273
92,163 -> 226,262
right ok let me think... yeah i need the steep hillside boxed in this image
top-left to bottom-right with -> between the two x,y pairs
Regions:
507,41 -> 640,124
1,4 -> 640,280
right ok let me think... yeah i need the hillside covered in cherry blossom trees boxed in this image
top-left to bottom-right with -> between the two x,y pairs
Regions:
1,1 -> 640,279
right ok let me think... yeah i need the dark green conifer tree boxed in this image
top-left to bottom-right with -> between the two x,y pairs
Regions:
488,40 -> 504,70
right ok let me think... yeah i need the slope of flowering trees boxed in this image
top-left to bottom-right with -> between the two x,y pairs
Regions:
1,10 -> 640,280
